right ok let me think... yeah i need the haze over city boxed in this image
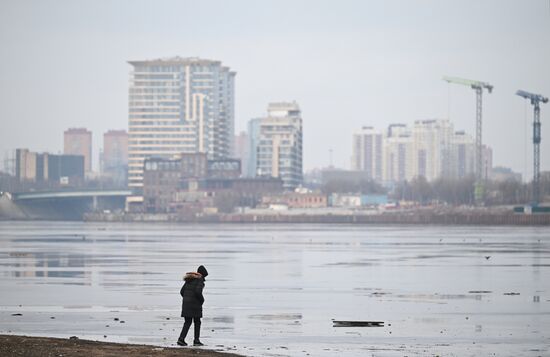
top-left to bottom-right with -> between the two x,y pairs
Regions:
2,2 -> 550,356
1,0 -> 549,176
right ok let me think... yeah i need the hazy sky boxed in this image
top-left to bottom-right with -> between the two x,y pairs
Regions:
1,0 -> 549,177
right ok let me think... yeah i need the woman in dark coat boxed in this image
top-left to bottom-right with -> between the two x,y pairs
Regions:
177,265 -> 208,346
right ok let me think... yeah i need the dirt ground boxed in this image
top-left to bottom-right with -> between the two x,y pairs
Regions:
0,335 -> 245,357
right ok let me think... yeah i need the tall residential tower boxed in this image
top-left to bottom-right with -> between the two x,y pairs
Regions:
382,124 -> 413,183
256,102 -> 303,190
102,130 -> 128,185
351,126 -> 383,181
127,57 -> 236,189
64,128 -> 92,173
411,119 -> 454,181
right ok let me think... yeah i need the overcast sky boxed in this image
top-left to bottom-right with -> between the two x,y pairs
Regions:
1,0 -> 549,177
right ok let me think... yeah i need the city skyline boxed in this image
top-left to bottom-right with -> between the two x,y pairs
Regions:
0,112 -> 531,186
1,0 -> 549,177
351,120 -> 495,185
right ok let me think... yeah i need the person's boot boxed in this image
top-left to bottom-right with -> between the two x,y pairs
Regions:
177,339 -> 187,346
193,318 -> 203,346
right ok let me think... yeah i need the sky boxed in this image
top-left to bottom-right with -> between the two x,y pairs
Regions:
1,0 -> 549,178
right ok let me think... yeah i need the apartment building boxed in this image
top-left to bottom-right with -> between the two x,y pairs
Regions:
127,57 -> 235,190
351,126 -> 383,181
256,102 -> 303,190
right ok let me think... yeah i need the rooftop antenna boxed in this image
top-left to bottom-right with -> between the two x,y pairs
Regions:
447,81 -> 451,120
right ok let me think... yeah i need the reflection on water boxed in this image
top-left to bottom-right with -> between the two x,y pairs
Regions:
0,221 -> 549,356
8,252 -> 88,279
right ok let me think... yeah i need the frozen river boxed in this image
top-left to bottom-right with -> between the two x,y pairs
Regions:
0,221 -> 549,356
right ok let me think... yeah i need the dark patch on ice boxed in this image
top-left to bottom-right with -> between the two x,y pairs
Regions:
325,262 -> 377,267
249,313 -> 302,321
209,316 -> 234,324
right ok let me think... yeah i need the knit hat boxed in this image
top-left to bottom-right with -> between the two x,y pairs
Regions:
197,265 -> 208,279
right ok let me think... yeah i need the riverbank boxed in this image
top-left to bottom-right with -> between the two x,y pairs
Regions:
0,335 -> 245,357
84,210 -> 550,225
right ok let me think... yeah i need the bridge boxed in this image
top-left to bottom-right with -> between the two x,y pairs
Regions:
12,189 -> 132,201
1,189 -> 133,220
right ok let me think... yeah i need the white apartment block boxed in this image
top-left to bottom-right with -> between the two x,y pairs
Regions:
359,119 -> 484,185
482,145 -> 493,180
351,126 -> 383,181
411,119 -> 454,181
127,57 -> 235,189
257,102 -> 303,190
382,124 -> 414,183
451,131 -> 475,179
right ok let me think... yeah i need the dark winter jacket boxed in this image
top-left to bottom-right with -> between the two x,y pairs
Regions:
180,272 -> 205,318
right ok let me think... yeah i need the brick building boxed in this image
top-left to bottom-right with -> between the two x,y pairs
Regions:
142,154 -> 283,213
262,192 -> 327,209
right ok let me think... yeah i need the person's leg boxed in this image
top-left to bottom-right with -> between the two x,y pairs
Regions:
178,317 -> 192,344
193,317 -> 202,343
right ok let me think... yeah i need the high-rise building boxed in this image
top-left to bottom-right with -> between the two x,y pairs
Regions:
246,118 -> 262,177
363,120 -> 490,184
102,130 -> 128,171
450,131 -> 475,179
351,126 -> 383,181
257,102 -> 303,190
234,131 -> 248,177
482,145 -> 493,180
15,149 -> 37,182
382,124 -> 413,183
64,128 -> 92,173
101,130 -> 128,185
411,119 -> 454,181
127,57 -> 236,189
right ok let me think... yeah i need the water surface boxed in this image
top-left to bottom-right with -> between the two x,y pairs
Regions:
0,221 -> 549,356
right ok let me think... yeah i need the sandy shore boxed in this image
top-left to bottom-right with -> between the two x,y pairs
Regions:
0,335 -> 246,357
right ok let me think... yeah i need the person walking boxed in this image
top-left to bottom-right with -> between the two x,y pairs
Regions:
177,265 -> 208,346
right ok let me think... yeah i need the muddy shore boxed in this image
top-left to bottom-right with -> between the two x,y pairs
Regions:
0,335 -> 246,357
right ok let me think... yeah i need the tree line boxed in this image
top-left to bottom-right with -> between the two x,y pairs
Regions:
321,175 -> 550,206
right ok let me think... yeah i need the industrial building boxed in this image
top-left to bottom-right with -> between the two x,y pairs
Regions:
142,153 -> 282,213
15,148 -> 84,186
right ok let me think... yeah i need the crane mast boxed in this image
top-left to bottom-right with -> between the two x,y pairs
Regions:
516,90 -> 548,205
443,76 -> 493,203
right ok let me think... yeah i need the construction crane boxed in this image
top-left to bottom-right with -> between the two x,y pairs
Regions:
516,90 -> 548,205
443,76 -> 493,180
443,76 -> 493,203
